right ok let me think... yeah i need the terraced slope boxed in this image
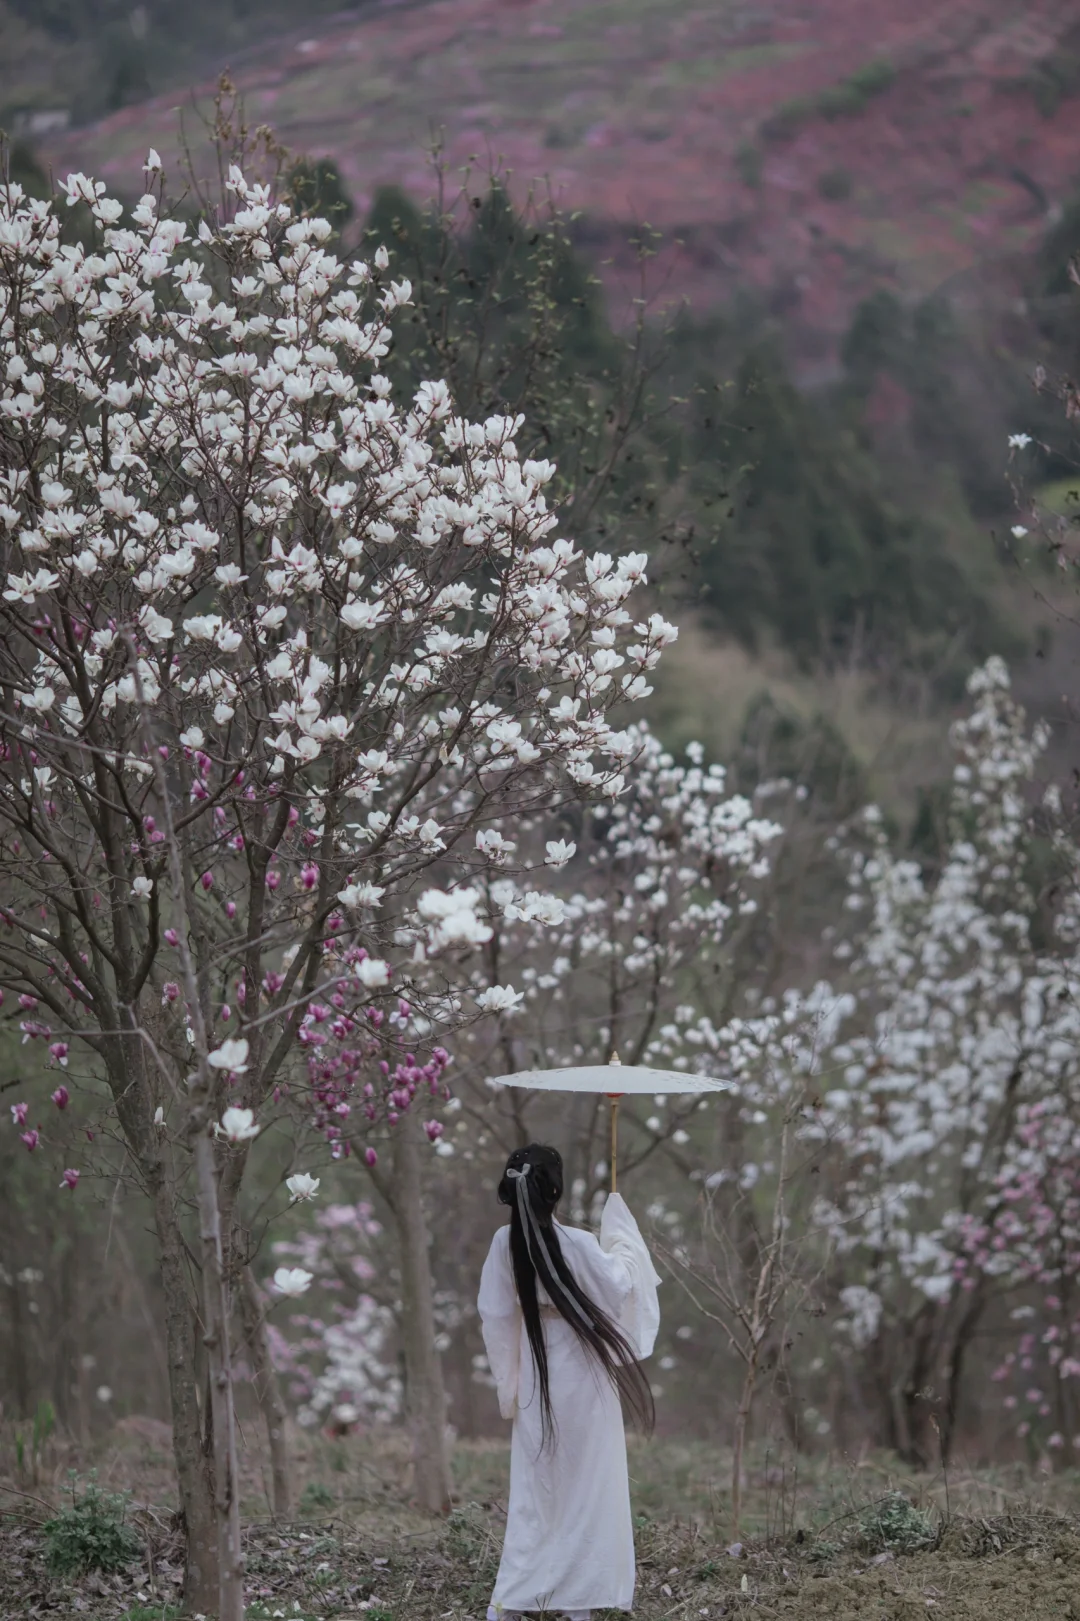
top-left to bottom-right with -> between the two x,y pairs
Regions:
32,0 -> 1080,339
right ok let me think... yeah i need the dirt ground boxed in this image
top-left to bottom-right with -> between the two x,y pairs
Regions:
4,1426 -> 1080,1620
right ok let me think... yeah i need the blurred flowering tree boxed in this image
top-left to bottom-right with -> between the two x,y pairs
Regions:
0,109 -> 680,1610
803,659 -> 1080,1462
955,1096 -> 1080,1461
265,1197 -> 402,1432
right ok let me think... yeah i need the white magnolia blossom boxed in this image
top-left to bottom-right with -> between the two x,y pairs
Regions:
435,721 -> 789,1232
837,1285 -> 884,1349
268,1201 -> 451,1429
475,983 -> 525,1015
285,1172 -> 321,1203
544,839 -> 576,868
354,956 -> 390,988
294,1293 -> 400,1426
272,1266 -> 314,1298
209,1039 -> 251,1074
336,882 -> 385,910
219,1105 -> 259,1143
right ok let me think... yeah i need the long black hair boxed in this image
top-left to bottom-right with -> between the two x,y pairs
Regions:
498,1142 -> 655,1446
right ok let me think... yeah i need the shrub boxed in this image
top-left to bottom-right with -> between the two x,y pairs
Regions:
855,1493 -> 936,1555
42,1476 -> 142,1577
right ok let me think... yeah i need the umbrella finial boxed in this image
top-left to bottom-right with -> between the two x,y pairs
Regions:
609,1049 -> 621,1066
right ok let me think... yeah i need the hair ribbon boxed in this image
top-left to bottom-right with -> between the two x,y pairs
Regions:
507,1163 -> 590,1324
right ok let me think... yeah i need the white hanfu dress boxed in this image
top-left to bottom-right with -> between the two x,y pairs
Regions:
477,1192 -> 661,1618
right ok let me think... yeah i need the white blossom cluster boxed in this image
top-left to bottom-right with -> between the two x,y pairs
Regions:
465,724 -> 783,1067
0,163 -> 678,1086
806,658 -> 1080,1335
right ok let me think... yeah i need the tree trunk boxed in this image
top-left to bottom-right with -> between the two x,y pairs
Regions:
731,1353 -> 759,1542
153,1173 -> 220,1615
392,1113 -> 453,1515
238,1262 -> 293,1520
194,1131 -> 245,1621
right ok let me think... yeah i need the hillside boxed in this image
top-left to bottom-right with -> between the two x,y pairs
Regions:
24,0 -> 1080,355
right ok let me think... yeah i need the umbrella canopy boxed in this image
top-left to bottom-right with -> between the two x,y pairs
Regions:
485,1058 -> 726,1190
486,1062 -> 725,1096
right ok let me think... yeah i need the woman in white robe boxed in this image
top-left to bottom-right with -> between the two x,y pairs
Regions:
478,1143 -> 661,1621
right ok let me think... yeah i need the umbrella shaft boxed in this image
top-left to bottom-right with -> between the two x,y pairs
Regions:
610,1097 -> 619,1194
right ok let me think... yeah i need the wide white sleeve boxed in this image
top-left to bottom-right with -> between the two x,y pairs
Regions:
477,1227 -> 521,1421
599,1192 -> 662,1361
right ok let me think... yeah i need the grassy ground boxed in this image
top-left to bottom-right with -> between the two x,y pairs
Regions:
5,1425 -> 1080,1619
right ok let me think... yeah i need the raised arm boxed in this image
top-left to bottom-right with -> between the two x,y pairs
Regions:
563,1194 -> 662,1360
598,1192 -> 662,1360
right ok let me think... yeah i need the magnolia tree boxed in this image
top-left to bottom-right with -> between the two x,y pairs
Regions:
797,658 -> 1080,1461
0,148 -> 680,1615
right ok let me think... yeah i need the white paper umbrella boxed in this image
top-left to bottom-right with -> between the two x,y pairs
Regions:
486,1054 -> 727,1190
